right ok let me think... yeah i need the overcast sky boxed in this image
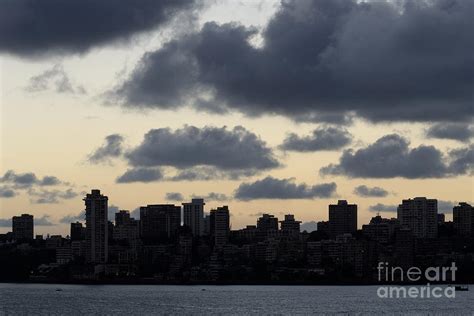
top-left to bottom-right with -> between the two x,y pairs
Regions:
0,0 -> 473,235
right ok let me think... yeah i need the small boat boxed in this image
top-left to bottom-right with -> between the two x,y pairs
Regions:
55,288 -> 63,292
455,285 -> 469,291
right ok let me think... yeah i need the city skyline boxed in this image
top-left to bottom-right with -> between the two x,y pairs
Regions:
1,0 -> 473,237
2,189 -> 473,285
3,188 -> 473,238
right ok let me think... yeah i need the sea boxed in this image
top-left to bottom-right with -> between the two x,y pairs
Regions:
0,283 -> 472,315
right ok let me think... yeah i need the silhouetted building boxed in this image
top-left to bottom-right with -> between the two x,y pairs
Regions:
211,206 -> 230,249
453,202 -> 474,237
257,214 -> 278,231
280,214 -> 301,235
397,197 -> 437,239
140,204 -> 181,242
70,222 -> 85,241
317,221 -> 330,236
115,210 -> 131,226
182,199 -> 205,237
437,213 -> 445,224
113,210 -> 139,247
362,216 -> 399,244
84,189 -> 108,264
329,200 -> 357,237
12,214 -> 33,241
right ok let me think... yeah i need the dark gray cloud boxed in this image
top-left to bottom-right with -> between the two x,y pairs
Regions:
26,64 -> 86,94
353,185 -> 389,197
28,188 -> 78,204
169,167 -> 257,182
0,186 -> 16,198
0,0 -> 199,57
192,192 -> 230,202
62,206 -> 120,223
126,125 -> 279,172
448,145 -> 474,175
234,176 -> 337,200
300,221 -> 318,233
116,0 -> 474,123
320,134 -> 473,179
280,126 -> 352,152
35,215 -> 55,226
0,170 -> 63,188
0,218 -> 12,227
369,203 -> 397,213
89,134 -> 124,164
108,205 -> 120,221
116,168 -> 164,183
426,123 -> 474,142
59,212 -> 85,224
165,192 -> 184,201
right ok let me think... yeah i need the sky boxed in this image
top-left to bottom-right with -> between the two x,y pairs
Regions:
0,0 -> 473,236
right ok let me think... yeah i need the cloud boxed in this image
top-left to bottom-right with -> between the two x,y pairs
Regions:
300,221 -> 318,233
169,166 -> 257,181
35,215 -> 55,226
124,126 -> 279,179
108,205 -> 120,221
0,170 -> 64,188
0,218 -> 12,227
234,176 -> 337,200
0,0 -> 199,57
369,199 -> 466,214
448,145 -> 474,175
426,123 -> 474,142
369,203 -> 397,213
89,134 -> 124,164
115,0 -> 474,123
165,192 -> 184,201
28,188 -> 78,204
116,168 -> 164,183
0,186 -> 16,198
25,64 -> 86,94
353,185 -> 389,197
320,134 -> 473,179
192,192 -> 230,202
59,212 -> 85,224
280,126 -> 352,152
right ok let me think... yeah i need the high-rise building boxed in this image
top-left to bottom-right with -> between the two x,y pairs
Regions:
182,199 -> 205,237
140,204 -> 181,242
329,200 -> 357,237
84,189 -> 108,264
115,210 -> 131,226
12,214 -> 34,241
70,222 -> 85,241
280,214 -> 301,234
453,202 -> 474,237
397,197 -> 437,239
362,215 -> 399,244
210,206 -> 230,249
257,214 -> 279,232
317,221 -> 330,236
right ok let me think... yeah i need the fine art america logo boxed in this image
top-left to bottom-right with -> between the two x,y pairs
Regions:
377,262 -> 458,299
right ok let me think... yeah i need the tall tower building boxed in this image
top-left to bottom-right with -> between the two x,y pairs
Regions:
453,202 -> 474,237
182,199 -> 205,237
397,197 -> 437,239
329,200 -> 358,237
84,189 -> 108,264
12,214 -> 34,241
210,206 -> 230,249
